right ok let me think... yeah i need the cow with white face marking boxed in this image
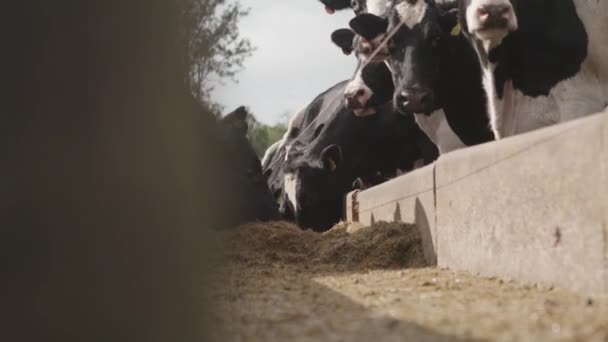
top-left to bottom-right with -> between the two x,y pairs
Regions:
458,0 -> 608,138
329,8 -> 394,117
348,1 -> 494,148
332,29 -> 395,116
318,0 -> 392,15
283,81 -> 437,231
262,143 -> 294,221
343,62 -> 394,117
262,81 -> 355,221
333,1 -> 493,153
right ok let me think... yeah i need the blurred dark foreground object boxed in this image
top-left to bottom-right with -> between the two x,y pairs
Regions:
218,106 -> 281,225
0,1 -> 253,340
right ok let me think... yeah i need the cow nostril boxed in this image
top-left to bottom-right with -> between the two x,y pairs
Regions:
499,5 -> 512,17
482,4 -> 512,20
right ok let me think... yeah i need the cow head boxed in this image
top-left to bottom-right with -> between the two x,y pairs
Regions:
458,0 -> 517,49
219,106 -> 280,224
331,26 -> 394,116
344,62 -> 395,116
283,142 -> 345,231
319,0 -> 374,15
350,1 -> 461,115
282,103 -> 380,231
319,0 -> 353,14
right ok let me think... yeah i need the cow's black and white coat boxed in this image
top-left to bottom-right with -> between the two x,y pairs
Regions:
340,1 -> 494,153
319,0 -> 394,15
458,0 -> 608,138
262,81 -> 351,221
281,80 -> 437,231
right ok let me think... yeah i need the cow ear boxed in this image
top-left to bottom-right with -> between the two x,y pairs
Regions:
331,28 -> 355,55
222,106 -> 249,135
438,7 -> 460,35
228,106 -> 248,121
321,144 -> 343,172
349,13 -> 388,41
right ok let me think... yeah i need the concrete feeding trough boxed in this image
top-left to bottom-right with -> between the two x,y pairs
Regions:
346,109 -> 608,295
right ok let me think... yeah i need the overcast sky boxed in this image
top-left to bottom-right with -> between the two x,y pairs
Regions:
212,0 -> 357,125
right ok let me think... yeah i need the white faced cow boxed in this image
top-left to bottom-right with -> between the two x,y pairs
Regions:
282,81 -> 437,231
334,1 -> 494,154
458,0 -> 608,138
318,0 -> 393,15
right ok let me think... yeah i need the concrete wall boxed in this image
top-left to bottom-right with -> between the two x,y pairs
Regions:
345,110 -> 608,295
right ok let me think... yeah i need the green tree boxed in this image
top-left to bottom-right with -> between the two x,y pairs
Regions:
181,0 -> 255,114
246,114 -> 287,157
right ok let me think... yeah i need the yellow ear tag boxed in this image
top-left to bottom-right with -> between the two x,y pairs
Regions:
328,158 -> 337,172
450,23 -> 462,36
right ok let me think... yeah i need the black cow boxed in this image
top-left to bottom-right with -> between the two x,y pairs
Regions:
283,81 -> 437,231
345,1 -> 494,152
457,0 -> 607,138
218,106 -> 280,226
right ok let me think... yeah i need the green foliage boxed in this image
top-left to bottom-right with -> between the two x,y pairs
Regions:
246,115 -> 287,157
180,0 -> 285,155
181,0 -> 255,113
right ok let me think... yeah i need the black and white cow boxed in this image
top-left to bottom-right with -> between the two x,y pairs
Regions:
283,80 -> 437,231
457,0 -> 608,138
319,0 -> 353,14
352,0 -> 394,15
261,140 -> 280,171
218,106 -> 280,226
318,0 -> 392,15
333,30 -> 465,154
332,43 -> 396,117
260,139 -> 291,220
343,1 -> 494,151
261,81 -> 352,221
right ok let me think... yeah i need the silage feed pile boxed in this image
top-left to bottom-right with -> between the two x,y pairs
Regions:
206,221 -> 608,341
221,221 -> 426,272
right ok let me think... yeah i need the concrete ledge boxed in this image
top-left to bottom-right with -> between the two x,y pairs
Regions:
346,165 -> 437,265
436,111 -> 608,295
346,111 -> 608,295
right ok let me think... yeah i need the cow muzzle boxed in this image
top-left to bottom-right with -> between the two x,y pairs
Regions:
344,85 -> 373,115
467,0 -> 518,42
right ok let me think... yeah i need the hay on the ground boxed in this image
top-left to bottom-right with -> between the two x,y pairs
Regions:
221,221 -> 426,271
